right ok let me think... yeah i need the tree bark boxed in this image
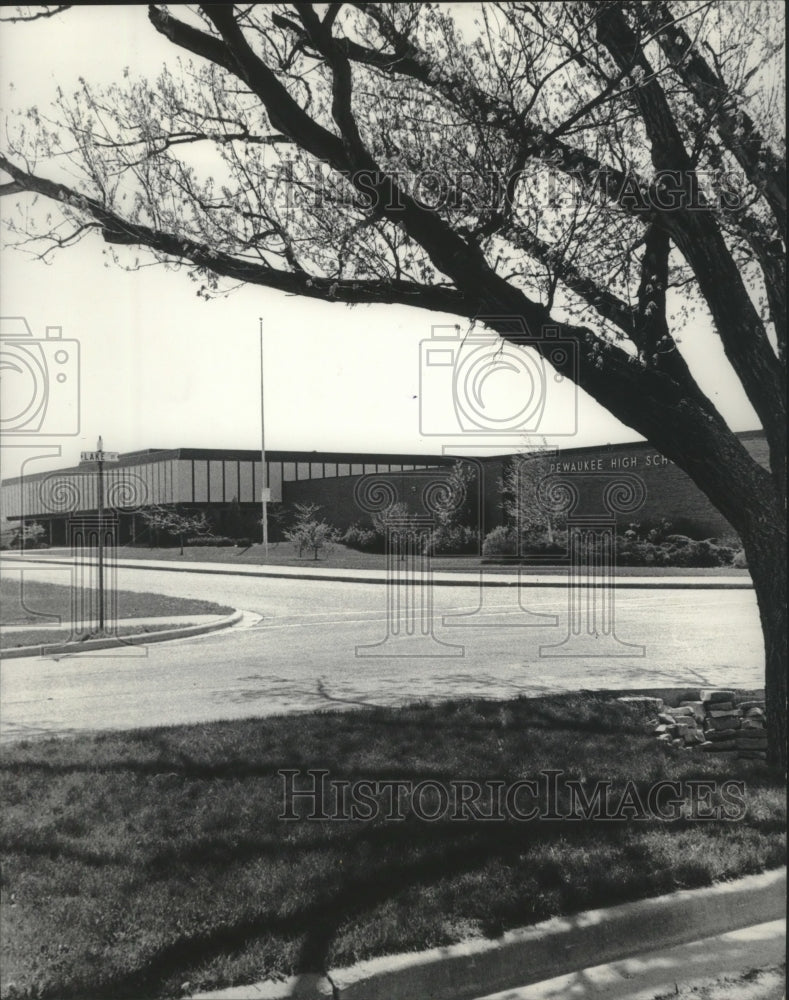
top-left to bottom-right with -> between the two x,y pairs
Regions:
740,512 -> 787,768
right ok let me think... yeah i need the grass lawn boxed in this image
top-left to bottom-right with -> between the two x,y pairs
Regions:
0,577 -> 233,628
35,541 -> 752,576
0,692 -> 784,1000
0,623 -> 204,651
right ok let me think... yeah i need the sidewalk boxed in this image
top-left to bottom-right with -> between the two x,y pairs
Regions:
473,920 -> 785,999
188,869 -> 785,1000
2,551 -> 754,589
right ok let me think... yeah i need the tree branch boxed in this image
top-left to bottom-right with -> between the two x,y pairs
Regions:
642,0 -> 786,238
0,153 -> 468,314
595,3 -> 785,476
0,5 -> 71,22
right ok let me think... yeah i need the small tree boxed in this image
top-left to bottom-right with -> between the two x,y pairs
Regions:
500,448 -> 565,548
139,505 -> 212,554
426,460 -> 479,555
284,503 -> 335,560
371,501 -> 425,561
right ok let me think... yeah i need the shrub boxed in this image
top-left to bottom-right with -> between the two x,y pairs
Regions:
617,538 -> 670,566
618,535 -> 734,567
645,519 -> 673,543
285,520 -> 336,559
522,530 -> 567,557
664,534 -> 692,547
235,537 -> 254,548
428,524 -> 479,555
187,535 -> 235,547
5,522 -> 48,549
710,542 -> 735,566
342,523 -> 381,552
482,525 -> 516,557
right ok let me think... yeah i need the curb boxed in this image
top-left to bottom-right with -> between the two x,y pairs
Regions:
188,868 -> 786,1000
2,555 -> 754,589
0,609 -> 243,659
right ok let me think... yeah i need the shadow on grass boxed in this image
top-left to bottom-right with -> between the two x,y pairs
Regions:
1,694 -> 785,1000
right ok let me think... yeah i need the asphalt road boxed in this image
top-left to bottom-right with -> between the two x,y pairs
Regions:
0,560 -> 765,742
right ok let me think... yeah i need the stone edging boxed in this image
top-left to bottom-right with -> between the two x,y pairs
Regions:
0,609 -> 243,659
188,867 -> 786,1000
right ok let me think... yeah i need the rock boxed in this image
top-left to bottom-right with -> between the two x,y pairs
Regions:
707,708 -> 740,718
745,706 -> 765,718
702,741 -> 738,752
700,689 -> 735,703
683,730 -> 704,746
658,712 -> 676,724
704,702 -> 735,713
671,706 -> 697,718
739,700 -> 765,711
679,701 -> 705,721
738,750 -> 767,760
655,733 -> 672,742
705,727 -> 740,740
653,725 -> 670,735
671,738 -> 683,747
737,734 -> 768,747
706,717 -> 741,732
741,718 -> 766,730
617,696 -> 663,711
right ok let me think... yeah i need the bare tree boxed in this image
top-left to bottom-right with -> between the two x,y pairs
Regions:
0,3 -> 784,761
284,502 -> 335,559
139,504 -> 212,554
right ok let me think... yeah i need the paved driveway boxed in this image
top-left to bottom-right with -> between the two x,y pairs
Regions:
0,560 -> 764,742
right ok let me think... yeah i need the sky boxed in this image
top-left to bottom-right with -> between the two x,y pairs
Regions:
0,5 -> 761,484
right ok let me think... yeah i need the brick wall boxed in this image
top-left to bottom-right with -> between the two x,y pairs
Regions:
282,432 -> 767,542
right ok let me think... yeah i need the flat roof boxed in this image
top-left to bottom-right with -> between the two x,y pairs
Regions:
0,449 -> 457,486
1,431 -> 765,487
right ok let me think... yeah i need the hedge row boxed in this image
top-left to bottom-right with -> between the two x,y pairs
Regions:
480,525 -> 746,567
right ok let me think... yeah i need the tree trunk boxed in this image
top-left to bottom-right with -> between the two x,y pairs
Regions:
741,518 -> 787,768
